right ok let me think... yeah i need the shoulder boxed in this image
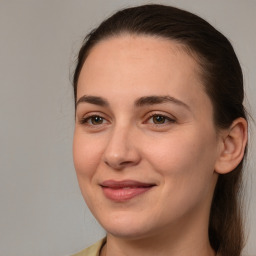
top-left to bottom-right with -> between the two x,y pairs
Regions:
71,238 -> 106,256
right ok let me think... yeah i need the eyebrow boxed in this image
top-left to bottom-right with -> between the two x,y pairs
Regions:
76,95 -> 190,110
135,95 -> 190,110
76,95 -> 109,108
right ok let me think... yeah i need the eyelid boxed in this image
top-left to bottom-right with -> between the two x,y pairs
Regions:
78,112 -> 110,126
77,111 -> 176,129
80,115 -> 106,125
143,112 -> 176,125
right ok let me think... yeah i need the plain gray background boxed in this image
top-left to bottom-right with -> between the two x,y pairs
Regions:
0,0 -> 255,255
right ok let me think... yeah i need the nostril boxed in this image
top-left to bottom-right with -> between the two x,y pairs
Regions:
120,161 -> 133,166
103,139 -> 141,169
104,159 -> 137,170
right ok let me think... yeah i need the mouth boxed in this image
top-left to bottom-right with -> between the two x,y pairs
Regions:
100,180 -> 156,202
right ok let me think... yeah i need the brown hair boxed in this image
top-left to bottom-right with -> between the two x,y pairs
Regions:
73,4 -> 247,255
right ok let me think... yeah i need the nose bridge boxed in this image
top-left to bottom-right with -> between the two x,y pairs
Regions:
103,121 -> 140,169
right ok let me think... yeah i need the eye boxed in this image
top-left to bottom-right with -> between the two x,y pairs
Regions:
152,115 -> 167,124
80,115 -> 107,125
147,114 -> 176,125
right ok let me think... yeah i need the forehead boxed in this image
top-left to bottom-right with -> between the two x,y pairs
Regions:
84,34 -> 198,73
77,35 -> 212,113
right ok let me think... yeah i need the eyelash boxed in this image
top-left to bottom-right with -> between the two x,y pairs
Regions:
79,115 -> 108,126
146,113 -> 176,126
79,113 -> 176,128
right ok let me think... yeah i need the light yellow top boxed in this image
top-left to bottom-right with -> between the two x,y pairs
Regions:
71,238 -> 220,255
71,238 -> 106,256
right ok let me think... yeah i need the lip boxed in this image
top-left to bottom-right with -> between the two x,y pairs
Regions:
100,180 -> 156,202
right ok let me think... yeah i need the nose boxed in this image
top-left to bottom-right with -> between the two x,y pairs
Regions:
103,126 -> 141,170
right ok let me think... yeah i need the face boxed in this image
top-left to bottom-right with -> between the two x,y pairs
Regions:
73,35 -> 221,240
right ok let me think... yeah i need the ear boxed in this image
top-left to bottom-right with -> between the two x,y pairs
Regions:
215,117 -> 248,174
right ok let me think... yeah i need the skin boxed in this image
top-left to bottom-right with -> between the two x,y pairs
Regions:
73,35 -> 223,256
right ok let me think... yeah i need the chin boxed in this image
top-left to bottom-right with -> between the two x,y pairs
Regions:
99,214 -> 153,239
105,226 -> 151,240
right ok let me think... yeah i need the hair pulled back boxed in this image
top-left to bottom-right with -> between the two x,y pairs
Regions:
73,4 -> 247,256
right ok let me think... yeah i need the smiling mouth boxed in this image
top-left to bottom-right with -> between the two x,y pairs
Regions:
100,180 -> 156,202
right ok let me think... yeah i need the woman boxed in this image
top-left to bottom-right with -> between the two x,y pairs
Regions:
72,4 -> 248,256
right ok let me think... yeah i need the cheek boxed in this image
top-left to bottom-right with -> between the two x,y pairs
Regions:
73,132 -> 106,211
73,132 -> 103,182
144,131 -> 218,218
145,128 -> 218,187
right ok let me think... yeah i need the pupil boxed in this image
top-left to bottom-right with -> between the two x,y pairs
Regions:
153,115 -> 165,124
92,116 -> 103,124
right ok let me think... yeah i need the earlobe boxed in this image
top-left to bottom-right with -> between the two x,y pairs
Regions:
215,117 -> 248,174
